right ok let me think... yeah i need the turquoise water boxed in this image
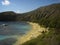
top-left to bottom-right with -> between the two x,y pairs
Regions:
0,22 -> 32,40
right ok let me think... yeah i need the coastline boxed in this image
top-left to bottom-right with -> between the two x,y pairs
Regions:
13,22 -> 48,45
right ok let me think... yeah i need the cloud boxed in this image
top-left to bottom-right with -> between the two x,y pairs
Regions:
1,0 -> 10,6
16,10 -> 20,13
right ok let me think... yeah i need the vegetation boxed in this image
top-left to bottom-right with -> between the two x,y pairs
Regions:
22,28 -> 60,45
19,3 -> 60,45
19,3 -> 60,29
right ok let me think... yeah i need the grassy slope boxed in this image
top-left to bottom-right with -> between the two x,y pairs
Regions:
19,3 -> 60,29
22,29 -> 60,45
20,3 -> 60,45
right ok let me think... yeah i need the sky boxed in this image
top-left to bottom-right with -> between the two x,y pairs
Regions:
0,0 -> 60,13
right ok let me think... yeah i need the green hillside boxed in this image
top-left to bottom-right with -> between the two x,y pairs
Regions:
0,11 -> 17,21
22,29 -> 60,45
19,3 -> 60,29
19,3 -> 60,45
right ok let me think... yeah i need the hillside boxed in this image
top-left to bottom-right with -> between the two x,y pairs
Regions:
18,3 -> 60,45
18,3 -> 60,29
0,11 -> 21,21
0,11 -> 16,21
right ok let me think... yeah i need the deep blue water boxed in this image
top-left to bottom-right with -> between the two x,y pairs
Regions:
0,22 -> 32,40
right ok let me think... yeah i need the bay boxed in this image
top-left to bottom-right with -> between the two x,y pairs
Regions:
0,21 -> 32,40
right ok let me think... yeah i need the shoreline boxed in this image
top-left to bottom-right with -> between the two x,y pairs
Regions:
13,22 -> 48,45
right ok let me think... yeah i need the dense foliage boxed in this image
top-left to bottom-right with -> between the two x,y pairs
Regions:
20,3 -> 60,45
19,3 -> 60,29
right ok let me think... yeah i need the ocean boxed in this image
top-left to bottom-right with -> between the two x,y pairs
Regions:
0,21 -> 32,40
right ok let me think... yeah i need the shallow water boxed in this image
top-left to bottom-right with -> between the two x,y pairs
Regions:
0,21 -> 32,40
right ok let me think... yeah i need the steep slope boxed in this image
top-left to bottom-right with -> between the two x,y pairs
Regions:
19,3 -> 60,29
19,3 -> 60,45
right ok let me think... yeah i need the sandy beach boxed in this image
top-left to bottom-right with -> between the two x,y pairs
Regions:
13,22 -> 48,45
